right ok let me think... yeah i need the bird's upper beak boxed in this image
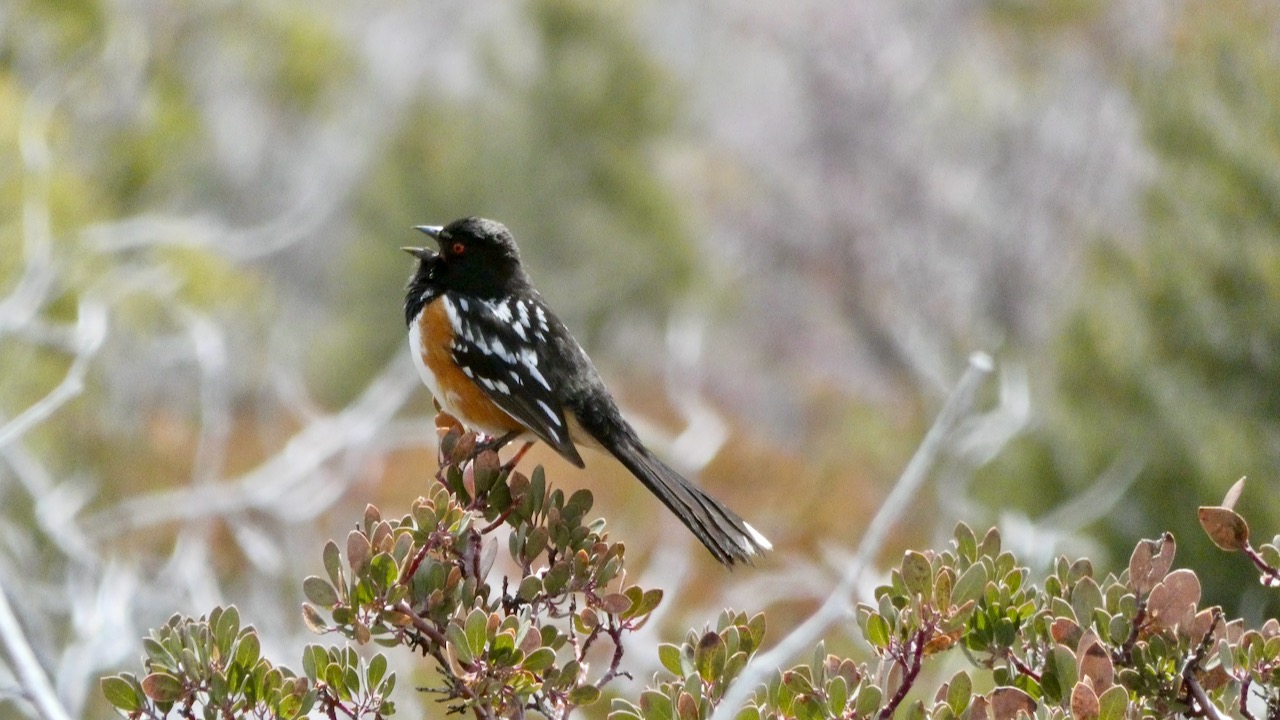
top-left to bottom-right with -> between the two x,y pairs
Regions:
404,226 -> 443,260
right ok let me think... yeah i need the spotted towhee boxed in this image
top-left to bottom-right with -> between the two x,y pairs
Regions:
402,217 -> 770,566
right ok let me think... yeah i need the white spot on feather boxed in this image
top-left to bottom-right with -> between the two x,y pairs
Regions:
442,296 -> 461,332
491,300 -> 514,323
520,347 -> 550,390
489,336 -> 516,364
742,523 -> 773,553
535,399 -> 560,426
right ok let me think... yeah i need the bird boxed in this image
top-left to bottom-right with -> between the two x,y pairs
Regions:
402,217 -> 771,566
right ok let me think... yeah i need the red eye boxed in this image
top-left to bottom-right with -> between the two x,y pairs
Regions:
452,242 -> 465,255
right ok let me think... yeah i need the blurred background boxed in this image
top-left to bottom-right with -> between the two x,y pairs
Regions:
3,0 -> 1279,717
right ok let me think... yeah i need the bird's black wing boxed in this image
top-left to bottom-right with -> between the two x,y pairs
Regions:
442,292 -> 585,466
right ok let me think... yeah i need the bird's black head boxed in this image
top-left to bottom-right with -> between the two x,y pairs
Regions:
402,217 -> 528,324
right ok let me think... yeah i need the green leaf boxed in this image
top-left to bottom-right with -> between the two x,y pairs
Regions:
563,488 -> 594,520
1097,684 -> 1129,720
214,606 -> 240,655
303,576 -> 340,607
464,608 -> 488,657
1039,644 -> 1072,703
524,526 -> 550,560
954,522 -> 977,561
793,694 -> 825,720
610,698 -> 644,720
141,672 -> 184,703
746,613 -> 767,649
101,675 -> 142,712
301,644 -> 326,681
529,466 -> 547,516
952,563 -> 988,606
658,643 -> 683,675
853,683 -> 881,717
629,588 -> 664,619
235,631 -> 261,668
946,670 -> 972,713
1071,576 -> 1104,628
322,540 -> 343,589
368,653 -> 387,690
865,613 -> 891,649
518,575 -> 543,601
544,561 -> 571,595
445,622 -> 473,665
695,632 -> 727,683
640,689 -> 673,720
827,675 -> 849,714
568,684 -> 602,705
370,553 -> 398,590
979,527 -> 1001,557
522,647 -> 557,672
901,551 -> 933,597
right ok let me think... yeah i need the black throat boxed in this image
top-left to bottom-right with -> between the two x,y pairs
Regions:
404,257 -> 442,326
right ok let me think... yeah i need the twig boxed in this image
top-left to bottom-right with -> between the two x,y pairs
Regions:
710,352 -> 995,720
879,627 -> 927,720
1006,650 -> 1041,683
1114,597 -> 1147,666
0,583 -> 75,720
1181,609 -> 1225,720
1243,545 -> 1280,587
393,600 -> 447,646
594,621 -> 632,689
1184,674 -> 1226,720
1239,676 -> 1256,720
84,355 -> 420,533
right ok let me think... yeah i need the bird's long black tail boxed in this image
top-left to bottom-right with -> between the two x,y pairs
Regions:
610,438 -> 771,566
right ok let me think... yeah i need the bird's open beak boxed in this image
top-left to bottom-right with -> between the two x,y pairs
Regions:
404,226 -> 443,260
401,246 -> 435,261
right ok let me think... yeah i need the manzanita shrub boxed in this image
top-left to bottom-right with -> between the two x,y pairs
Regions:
615,478 -> 1280,720
104,417 -> 1280,719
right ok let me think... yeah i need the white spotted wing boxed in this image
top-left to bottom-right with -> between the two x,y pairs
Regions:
441,294 -> 583,465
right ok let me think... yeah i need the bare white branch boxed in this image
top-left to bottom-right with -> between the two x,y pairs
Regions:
0,302 -> 109,448
0,583 -> 74,720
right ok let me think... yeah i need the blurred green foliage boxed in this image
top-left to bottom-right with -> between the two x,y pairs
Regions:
980,0 -> 1280,614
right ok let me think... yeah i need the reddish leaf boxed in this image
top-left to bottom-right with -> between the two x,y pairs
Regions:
1077,641 -> 1114,693
1198,507 -> 1249,552
1070,681 -> 1100,720
141,672 -> 183,703
1128,533 -> 1175,595
1148,569 -> 1201,631
988,686 -> 1036,720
